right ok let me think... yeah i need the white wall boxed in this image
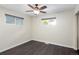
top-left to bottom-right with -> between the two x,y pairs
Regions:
32,10 -> 77,49
0,7 -> 32,52
0,6 -> 77,52
74,5 -> 79,49
74,5 -> 79,14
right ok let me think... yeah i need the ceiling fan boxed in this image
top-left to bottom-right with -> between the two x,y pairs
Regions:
26,4 -> 47,15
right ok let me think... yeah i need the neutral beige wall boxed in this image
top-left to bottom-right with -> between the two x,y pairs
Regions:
32,10 -> 77,49
0,7 -> 32,52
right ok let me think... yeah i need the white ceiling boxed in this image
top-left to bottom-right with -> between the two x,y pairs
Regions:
0,4 -> 77,16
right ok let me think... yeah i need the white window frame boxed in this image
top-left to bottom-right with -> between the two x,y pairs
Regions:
5,14 -> 24,25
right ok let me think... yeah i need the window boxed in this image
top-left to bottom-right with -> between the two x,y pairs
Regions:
41,17 -> 56,25
41,19 -> 48,24
6,15 -> 15,24
5,14 -> 24,25
49,19 -> 56,25
16,17 -> 23,25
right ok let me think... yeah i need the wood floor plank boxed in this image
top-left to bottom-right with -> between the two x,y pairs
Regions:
0,40 -> 77,55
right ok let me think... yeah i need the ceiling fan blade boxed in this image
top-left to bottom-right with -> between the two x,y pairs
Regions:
28,4 -> 35,9
39,6 -> 47,10
40,11 -> 46,13
26,10 -> 33,12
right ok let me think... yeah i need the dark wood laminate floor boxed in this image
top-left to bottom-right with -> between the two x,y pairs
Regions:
0,40 -> 77,55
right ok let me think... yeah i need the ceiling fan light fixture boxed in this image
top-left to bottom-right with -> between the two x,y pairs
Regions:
33,10 -> 40,15
27,4 -> 47,15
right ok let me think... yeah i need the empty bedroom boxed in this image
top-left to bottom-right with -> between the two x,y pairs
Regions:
0,4 -> 79,55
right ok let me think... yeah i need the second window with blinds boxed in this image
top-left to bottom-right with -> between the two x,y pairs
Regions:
5,14 -> 24,25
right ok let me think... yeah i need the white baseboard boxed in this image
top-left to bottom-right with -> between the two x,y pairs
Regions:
31,39 -> 77,50
0,39 -> 77,53
0,39 -> 31,53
